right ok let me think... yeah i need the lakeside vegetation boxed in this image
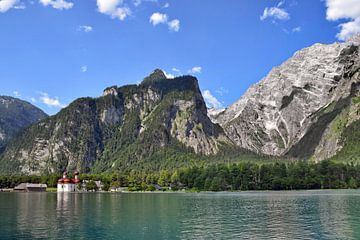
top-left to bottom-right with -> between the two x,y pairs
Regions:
1,160 -> 360,191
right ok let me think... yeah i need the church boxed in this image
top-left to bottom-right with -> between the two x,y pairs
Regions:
57,171 -> 81,192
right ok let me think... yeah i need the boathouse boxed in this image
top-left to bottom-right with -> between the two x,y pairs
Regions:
14,183 -> 47,192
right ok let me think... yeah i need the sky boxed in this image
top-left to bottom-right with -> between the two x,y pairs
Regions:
1,0 -> 360,115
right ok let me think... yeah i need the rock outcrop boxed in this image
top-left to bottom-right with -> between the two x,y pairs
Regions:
212,36 -> 360,160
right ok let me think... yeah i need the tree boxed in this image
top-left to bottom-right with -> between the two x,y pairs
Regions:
86,180 -> 98,191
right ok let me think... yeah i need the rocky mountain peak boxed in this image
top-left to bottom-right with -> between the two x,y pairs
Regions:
212,39 -> 360,159
141,69 -> 167,85
103,86 -> 118,96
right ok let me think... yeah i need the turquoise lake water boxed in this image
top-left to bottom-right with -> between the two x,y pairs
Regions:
1,190 -> 360,239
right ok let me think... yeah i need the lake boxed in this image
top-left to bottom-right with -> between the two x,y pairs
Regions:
1,190 -> 360,239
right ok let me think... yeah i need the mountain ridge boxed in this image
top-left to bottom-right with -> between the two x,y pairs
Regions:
1,36 -> 360,175
0,71 -> 236,175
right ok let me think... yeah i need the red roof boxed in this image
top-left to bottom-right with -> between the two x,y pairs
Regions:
73,179 -> 81,184
58,178 -> 81,184
63,178 -> 71,183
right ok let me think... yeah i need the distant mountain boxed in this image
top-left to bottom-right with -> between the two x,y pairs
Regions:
0,96 -> 47,152
0,70 -> 233,175
212,35 -> 360,161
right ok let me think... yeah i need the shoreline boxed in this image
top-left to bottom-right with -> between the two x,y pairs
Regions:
1,188 -> 359,194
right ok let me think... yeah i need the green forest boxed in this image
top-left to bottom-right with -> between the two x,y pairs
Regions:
1,160 -> 360,191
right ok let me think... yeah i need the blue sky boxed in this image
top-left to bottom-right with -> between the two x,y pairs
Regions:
1,0 -> 360,115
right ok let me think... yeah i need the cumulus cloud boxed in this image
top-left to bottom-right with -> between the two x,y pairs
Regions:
203,90 -> 223,109
149,12 -> 180,32
0,0 -> 18,13
78,25 -> 93,33
97,0 -> 131,21
40,92 -> 65,108
163,2 -> 169,8
326,0 -> 360,40
81,65 -> 87,72
260,6 -> 290,21
39,0 -> 73,10
168,19 -> 180,32
188,66 -> 202,74
149,12 -> 167,25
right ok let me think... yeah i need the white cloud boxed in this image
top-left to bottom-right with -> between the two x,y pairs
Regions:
203,90 -> 223,109
292,26 -> 301,32
0,0 -> 17,13
39,0 -> 73,10
81,65 -> 88,72
96,0 -> 131,21
149,12 -> 167,25
260,6 -> 290,21
325,0 -> 360,40
30,97 -> 37,103
78,25 -> 93,33
168,19 -> 180,32
337,18 -> 360,41
163,2 -> 169,8
188,66 -> 202,74
326,0 -> 360,21
13,91 -> 21,97
149,12 -> 180,32
39,92 -> 65,108
133,0 -> 157,7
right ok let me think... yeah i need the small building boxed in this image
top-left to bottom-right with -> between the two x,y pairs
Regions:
109,186 -> 126,192
57,171 -> 81,192
14,183 -> 47,192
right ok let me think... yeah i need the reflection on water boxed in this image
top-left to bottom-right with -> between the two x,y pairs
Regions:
1,191 -> 360,239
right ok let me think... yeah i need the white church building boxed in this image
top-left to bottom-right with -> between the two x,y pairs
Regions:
57,171 -> 81,192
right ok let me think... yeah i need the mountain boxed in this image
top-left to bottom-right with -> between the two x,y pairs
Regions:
0,70 -> 232,175
0,96 -> 47,152
2,36 -> 360,175
212,35 -> 360,161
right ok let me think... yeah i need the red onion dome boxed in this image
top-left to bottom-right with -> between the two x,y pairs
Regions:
58,178 -> 64,183
63,178 -> 71,184
73,178 -> 81,184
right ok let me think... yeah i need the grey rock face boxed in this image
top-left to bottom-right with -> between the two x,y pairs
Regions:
213,37 -> 360,158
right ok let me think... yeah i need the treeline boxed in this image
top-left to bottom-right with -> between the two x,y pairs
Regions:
0,174 -> 60,189
1,160 -> 360,191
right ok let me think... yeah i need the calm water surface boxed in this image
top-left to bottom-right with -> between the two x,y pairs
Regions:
1,190 -> 360,239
